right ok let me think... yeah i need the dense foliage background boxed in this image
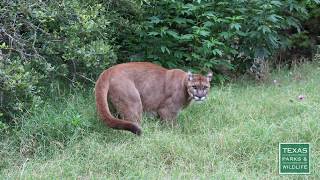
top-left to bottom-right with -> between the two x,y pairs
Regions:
0,0 -> 319,122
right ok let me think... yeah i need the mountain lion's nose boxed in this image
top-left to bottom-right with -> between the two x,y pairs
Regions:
194,95 -> 206,101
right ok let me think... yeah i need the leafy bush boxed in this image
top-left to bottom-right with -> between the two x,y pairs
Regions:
132,0 -> 318,73
0,0 -> 142,121
0,56 -> 48,121
287,1 -> 320,58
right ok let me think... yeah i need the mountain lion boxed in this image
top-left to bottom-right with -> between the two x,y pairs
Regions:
95,62 -> 212,135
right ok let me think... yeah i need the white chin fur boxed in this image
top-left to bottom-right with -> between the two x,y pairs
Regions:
193,96 -> 206,101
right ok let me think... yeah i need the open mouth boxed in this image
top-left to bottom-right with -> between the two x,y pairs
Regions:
194,96 -> 206,101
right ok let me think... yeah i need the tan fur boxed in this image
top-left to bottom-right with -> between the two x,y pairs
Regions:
95,62 -> 212,135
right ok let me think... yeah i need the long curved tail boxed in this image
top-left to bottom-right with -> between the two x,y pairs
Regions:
95,71 -> 142,135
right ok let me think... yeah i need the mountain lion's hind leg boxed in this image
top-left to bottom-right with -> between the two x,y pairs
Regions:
108,80 -> 143,126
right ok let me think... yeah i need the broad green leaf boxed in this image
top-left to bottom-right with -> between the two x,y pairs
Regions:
149,16 -> 162,24
267,14 -> 283,23
148,32 -> 159,36
203,11 -> 215,17
203,21 -> 214,27
219,32 -> 232,39
166,30 -> 180,39
258,25 -> 271,34
160,26 -> 169,36
199,30 -> 210,37
230,23 -> 241,31
212,49 -> 223,56
210,38 -> 225,46
173,17 -> 188,25
160,46 -> 170,54
270,1 -> 282,7
286,17 -> 301,32
180,34 -> 194,41
267,34 -> 279,48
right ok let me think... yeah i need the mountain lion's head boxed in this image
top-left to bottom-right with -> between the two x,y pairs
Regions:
186,72 -> 212,101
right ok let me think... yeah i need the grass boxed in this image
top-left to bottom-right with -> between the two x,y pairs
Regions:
1,62 -> 320,179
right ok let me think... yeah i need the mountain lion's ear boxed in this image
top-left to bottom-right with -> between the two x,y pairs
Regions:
207,72 -> 213,82
187,71 -> 193,81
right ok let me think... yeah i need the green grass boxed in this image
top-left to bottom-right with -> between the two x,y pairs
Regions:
1,62 -> 320,179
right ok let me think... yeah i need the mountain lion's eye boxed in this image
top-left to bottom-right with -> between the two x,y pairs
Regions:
192,86 -> 197,89
203,86 -> 208,89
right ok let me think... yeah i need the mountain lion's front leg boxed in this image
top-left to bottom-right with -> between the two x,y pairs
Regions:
157,100 -> 181,126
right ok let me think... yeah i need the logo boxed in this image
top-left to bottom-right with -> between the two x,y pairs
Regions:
279,143 -> 310,174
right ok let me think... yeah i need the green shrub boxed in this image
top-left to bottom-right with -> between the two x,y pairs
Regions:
0,0 -> 142,121
27,0 -> 119,81
131,0 -> 318,73
286,0 -> 320,59
0,56 -> 47,121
